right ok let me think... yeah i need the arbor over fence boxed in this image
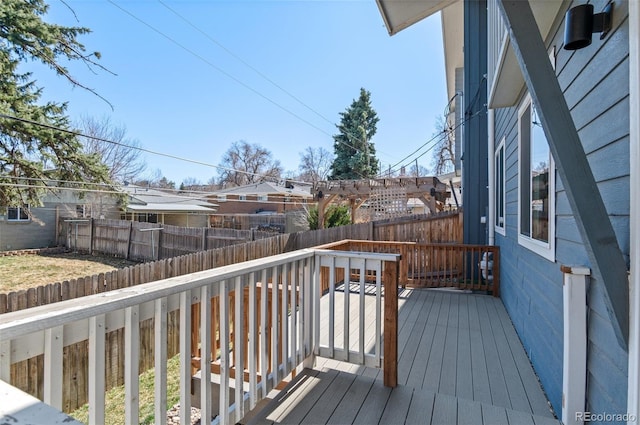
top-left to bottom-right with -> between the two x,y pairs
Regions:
1,211 -> 462,411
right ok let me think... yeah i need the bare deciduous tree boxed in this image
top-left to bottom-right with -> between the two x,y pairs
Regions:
298,146 -> 333,184
77,115 -> 146,183
431,115 -> 455,175
217,141 -> 282,187
405,163 -> 430,177
132,169 -> 175,189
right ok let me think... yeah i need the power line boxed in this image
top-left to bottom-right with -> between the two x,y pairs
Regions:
379,109 -> 483,177
157,0 -> 397,163
156,1 -> 330,126
0,112 -> 309,185
0,182 -> 313,207
107,0 -> 390,176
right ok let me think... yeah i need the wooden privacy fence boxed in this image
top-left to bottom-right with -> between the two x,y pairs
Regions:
58,212 -> 462,261
59,218 -> 278,261
318,239 -> 500,296
210,213 -> 287,231
285,211 -> 463,251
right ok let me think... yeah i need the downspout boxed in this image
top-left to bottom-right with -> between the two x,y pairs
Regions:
488,108 -> 495,245
628,1 -> 640,422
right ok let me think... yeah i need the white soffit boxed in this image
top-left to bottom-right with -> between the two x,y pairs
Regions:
489,0 -> 565,108
375,0 -> 458,35
442,1 -> 464,101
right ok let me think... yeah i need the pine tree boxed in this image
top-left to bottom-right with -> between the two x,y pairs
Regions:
0,0 -> 111,208
330,88 -> 380,180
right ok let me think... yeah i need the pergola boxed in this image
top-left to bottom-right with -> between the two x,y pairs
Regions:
313,176 -> 449,228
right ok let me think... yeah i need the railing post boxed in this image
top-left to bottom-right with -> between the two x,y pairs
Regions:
383,260 -> 399,388
179,291 -> 192,425
400,245 -> 408,287
154,298 -> 168,425
304,256 -> 316,369
493,247 -> 500,297
561,265 -> 590,425
89,314 -> 106,425
124,306 -> 140,425
0,340 -> 10,382
44,326 -> 63,410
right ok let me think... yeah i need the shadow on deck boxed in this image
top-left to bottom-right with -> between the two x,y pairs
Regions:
246,289 -> 560,425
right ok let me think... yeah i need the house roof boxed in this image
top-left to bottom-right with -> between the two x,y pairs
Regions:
375,0 -> 457,36
215,182 -> 313,198
121,185 -> 217,213
375,0 -> 463,101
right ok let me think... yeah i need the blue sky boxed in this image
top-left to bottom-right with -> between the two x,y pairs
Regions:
35,0 -> 446,186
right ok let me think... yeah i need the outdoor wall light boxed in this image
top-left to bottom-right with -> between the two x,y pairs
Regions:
564,2 -> 613,50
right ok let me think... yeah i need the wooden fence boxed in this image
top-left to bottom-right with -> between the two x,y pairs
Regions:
58,218 -> 278,261
285,211 -> 463,251
317,239 -> 499,296
1,211 -> 463,411
210,213 -> 287,231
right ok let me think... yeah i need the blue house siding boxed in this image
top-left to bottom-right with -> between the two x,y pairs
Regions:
462,0 -> 488,245
492,0 -> 629,420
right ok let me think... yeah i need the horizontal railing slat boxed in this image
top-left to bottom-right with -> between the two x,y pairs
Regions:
0,250 -> 316,340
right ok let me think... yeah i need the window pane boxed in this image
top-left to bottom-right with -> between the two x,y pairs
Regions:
531,104 -> 550,243
498,147 -> 504,224
520,105 -> 531,237
495,145 -> 504,227
7,207 -> 18,220
19,206 -> 29,220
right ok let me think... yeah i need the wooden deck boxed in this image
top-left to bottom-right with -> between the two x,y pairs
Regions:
247,289 -> 560,425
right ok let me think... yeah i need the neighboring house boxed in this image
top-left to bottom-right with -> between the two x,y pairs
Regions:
377,0 -> 638,422
121,185 -> 217,228
210,181 -> 313,215
0,188 -> 120,251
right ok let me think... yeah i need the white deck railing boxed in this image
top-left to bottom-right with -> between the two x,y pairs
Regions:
0,248 -> 400,425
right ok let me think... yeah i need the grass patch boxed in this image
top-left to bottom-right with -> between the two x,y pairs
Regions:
70,355 -> 183,425
0,253 -> 137,293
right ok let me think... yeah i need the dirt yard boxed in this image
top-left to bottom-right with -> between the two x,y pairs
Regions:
0,252 -> 138,293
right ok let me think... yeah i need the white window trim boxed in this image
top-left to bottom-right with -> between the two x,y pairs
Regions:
495,137 -> 506,236
7,205 -> 30,222
257,195 -> 268,202
517,93 -> 556,262
239,194 -> 247,201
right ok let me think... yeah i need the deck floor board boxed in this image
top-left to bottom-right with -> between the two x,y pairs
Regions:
246,289 -> 559,425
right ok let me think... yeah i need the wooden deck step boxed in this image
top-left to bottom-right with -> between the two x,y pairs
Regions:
244,368 -> 561,425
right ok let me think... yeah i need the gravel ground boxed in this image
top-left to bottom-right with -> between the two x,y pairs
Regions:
166,403 -> 201,425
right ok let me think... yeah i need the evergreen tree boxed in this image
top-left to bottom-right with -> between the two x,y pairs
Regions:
0,0 -> 111,208
330,88 -> 380,180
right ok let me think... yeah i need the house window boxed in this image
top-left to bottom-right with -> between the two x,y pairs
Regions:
258,195 -> 268,202
7,205 -> 30,222
76,204 -> 92,218
518,94 -> 555,260
495,138 -> 506,235
239,195 -> 247,201
217,194 -> 227,202
137,213 -> 158,224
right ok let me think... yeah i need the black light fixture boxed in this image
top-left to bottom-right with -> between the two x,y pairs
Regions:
564,2 -> 613,50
